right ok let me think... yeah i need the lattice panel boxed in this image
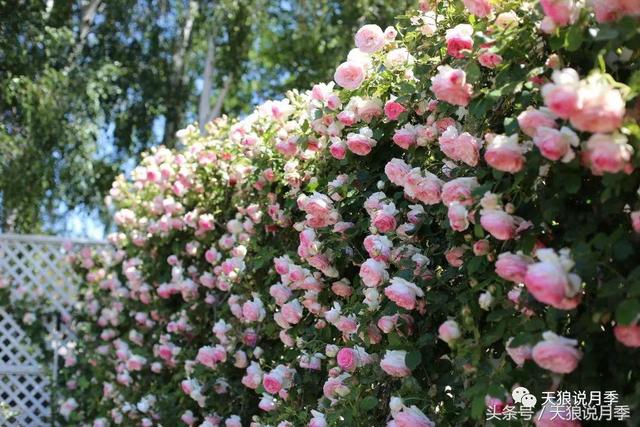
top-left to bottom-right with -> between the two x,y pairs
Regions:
0,234 -> 108,427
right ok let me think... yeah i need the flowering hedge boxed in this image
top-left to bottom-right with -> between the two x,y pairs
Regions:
43,0 -> 640,425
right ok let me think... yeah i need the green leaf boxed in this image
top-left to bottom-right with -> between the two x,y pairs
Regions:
360,396 -> 378,411
564,26 -> 584,51
405,351 -> 422,370
616,300 -> 640,325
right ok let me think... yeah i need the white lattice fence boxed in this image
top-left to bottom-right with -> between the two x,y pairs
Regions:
0,234 -> 107,427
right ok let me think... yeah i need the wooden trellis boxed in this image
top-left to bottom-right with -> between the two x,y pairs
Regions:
0,234 -> 107,426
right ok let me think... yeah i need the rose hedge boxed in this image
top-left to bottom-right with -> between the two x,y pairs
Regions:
15,0 -> 640,426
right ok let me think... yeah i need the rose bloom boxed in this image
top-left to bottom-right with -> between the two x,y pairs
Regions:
613,324 -> 640,348
384,277 -> 424,310
448,202 -> 469,232
438,126 -> 480,166
445,24 -> 473,58
385,158 -> 411,186
480,210 -> 516,240
517,107 -> 557,137
334,61 -> 365,90
392,125 -> 418,149
336,347 -> 359,372
540,0 -> 576,26
430,66 -> 473,106
329,139 -> 347,160
505,337 -> 533,367
354,24 -> 386,53
445,246 -> 466,267
484,134 -> 525,173
495,252 -> 530,283
384,48 -> 415,69
541,68 -> 580,119
462,0 -> 492,17
346,131 -> 377,156
478,50 -> 503,68
532,332 -> 582,374
384,99 -> 406,120
438,320 -> 461,344
631,211 -> 640,233
495,11 -> 518,29
593,0 -> 640,23
372,203 -> 398,232
533,126 -> 578,162
472,239 -> 490,256
262,370 -> 284,394
331,280 -> 353,298
359,258 -> 389,287
356,97 -> 383,122
571,77 -> 625,133
441,177 -> 479,207
380,350 -> 411,377
363,234 -> 393,261
403,169 -> 442,205
393,406 -> 436,427
524,249 -> 581,310
582,133 -> 633,175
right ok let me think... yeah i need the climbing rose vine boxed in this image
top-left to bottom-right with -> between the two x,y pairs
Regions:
27,0 -> 640,425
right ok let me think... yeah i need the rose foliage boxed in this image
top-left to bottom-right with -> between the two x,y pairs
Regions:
16,0 -> 640,426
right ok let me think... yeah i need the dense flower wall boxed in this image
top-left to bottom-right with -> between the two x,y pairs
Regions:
28,0 -> 640,425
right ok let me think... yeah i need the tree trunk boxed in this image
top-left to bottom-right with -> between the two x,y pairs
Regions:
162,0 -> 198,146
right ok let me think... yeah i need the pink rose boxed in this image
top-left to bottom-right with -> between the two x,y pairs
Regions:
242,297 -> 265,322
354,24 -> 386,53
281,300 -> 304,324
613,324 -> 640,348
438,126 -> 480,166
334,61 -> 365,90
480,210 -> 516,241
441,177 -> 479,207
363,234 -> 393,261
384,100 -> 406,120
359,258 -> 389,287
532,331 -> 582,374
445,246 -> 466,267
377,315 -> 397,333
346,130 -> 377,156
462,0 -> 492,17
337,110 -> 357,126
631,211 -> 640,233
445,24 -> 474,59
384,277 -> 424,310
541,68 -> 580,119
336,347 -> 359,372
478,51 -> 503,68
404,169 -> 443,205
472,239 -> 491,256
331,280 -> 353,297
356,98 -> 383,122
517,107 -> 557,137
540,0 -> 577,25
438,320 -> 461,344
505,337 -> 533,366
495,252 -> 530,283
270,284 -> 293,306
393,406 -> 436,427
329,139 -> 347,160
448,202 -> 469,232
533,126 -> 578,162
524,248 -> 581,310
571,78 -> 625,133
385,158 -> 411,186
392,125 -> 418,149
372,203 -> 398,233
262,371 -> 284,394
582,134 -> 633,175
431,66 -> 473,106
484,134 -> 525,173
380,350 -> 412,377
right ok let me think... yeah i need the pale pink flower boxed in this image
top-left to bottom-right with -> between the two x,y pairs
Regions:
540,0 -> 577,26
495,252 -> 530,283
359,258 -> 389,287
441,177 -> 479,207
517,107 -> 557,137
631,211 -> 640,233
571,76 -> 625,133
524,248 -> 582,310
582,134 -> 633,175
385,158 -> 411,186
431,66 -> 473,106
533,126 -> 578,162
334,61 -> 365,90
484,134 -> 525,173
385,277 -> 424,310
393,406 -> 436,427
384,99 -> 406,120
462,0 -> 492,17
346,128 -> 377,156
478,50 -> 503,68
438,126 -> 480,166
354,24 -> 386,53
532,331 -> 582,374
448,202 -> 469,232
445,24 -> 474,58
614,324 -> 640,348
541,68 -> 580,119
480,210 -> 517,240
438,320 -> 461,344
505,337 -> 533,366
380,350 -> 411,377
